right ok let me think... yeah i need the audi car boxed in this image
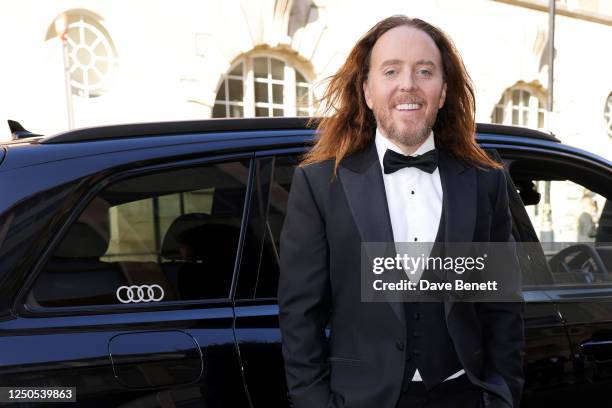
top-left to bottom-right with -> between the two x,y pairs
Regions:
0,118 -> 611,407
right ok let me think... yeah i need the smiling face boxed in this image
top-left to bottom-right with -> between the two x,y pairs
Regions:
363,25 -> 447,154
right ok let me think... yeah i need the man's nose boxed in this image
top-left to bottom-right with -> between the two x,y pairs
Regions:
398,72 -> 417,91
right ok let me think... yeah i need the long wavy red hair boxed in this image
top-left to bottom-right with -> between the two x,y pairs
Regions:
302,15 -> 501,172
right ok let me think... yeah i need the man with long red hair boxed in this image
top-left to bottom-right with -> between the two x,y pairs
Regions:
278,15 -> 524,408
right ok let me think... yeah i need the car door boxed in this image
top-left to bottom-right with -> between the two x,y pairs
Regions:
0,153 -> 253,407
501,147 -> 612,406
488,147 -> 576,407
233,151 -> 303,408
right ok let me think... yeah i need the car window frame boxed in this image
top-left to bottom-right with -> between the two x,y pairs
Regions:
16,151 -> 255,316
234,148 -> 304,303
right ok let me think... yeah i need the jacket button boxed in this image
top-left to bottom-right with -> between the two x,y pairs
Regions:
396,340 -> 405,351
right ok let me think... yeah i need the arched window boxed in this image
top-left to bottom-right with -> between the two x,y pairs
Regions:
212,63 -> 245,118
491,86 -> 547,130
46,10 -> 118,98
212,55 -> 315,118
604,92 -> 612,139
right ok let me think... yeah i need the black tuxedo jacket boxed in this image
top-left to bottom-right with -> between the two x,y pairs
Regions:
278,141 -> 525,408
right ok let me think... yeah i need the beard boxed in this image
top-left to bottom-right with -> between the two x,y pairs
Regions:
373,102 -> 439,150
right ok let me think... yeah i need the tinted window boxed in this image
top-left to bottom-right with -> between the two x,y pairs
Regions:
253,155 -> 298,298
509,155 -> 611,287
28,160 -> 250,308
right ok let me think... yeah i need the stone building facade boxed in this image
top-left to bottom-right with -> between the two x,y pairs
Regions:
0,0 -> 610,242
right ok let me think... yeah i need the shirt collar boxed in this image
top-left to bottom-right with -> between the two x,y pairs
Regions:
374,127 -> 436,167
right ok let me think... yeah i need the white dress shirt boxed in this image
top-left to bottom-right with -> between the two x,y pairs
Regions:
374,128 -> 465,382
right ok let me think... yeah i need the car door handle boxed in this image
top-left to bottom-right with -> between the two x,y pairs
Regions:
109,330 -> 203,388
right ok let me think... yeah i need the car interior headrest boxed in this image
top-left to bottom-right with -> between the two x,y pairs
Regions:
176,223 -> 241,262
162,213 -> 211,260
516,180 -> 541,206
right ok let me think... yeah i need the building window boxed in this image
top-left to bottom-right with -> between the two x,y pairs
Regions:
212,55 -> 315,118
46,11 -> 118,98
492,87 -> 547,130
605,92 -> 612,139
212,63 -> 245,118
254,56 -> 286,117
296,71 -> 315,117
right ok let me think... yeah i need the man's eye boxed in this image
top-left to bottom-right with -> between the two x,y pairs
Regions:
418,69 -> 432,76
384,70 -> 396,77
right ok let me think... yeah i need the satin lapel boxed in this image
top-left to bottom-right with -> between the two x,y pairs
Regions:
338,158 -> 394,244
338,143 -> 405,325
439,151 -> 477,243
438,150 -> 477,319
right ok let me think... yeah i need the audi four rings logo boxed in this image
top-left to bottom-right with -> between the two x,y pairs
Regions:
116,285 -> 165,303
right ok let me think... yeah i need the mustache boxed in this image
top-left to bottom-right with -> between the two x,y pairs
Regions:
391,96 -> 424,105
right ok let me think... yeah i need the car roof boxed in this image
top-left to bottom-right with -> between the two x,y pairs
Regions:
38,117 -> 559,144
1,117 -> 609,170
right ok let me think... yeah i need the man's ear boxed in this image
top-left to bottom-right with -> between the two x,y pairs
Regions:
363,80 -> 373,110
438,82 -> 447,109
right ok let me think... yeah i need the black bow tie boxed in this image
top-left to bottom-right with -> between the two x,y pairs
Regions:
383,148 -> 438,174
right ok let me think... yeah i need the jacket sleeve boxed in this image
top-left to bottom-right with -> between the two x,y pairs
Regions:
477,168 -> 526,408
278,166 -> 332,408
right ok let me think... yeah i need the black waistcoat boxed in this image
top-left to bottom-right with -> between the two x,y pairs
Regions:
400,206 -> 463,391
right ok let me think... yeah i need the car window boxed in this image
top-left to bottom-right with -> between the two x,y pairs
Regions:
526,181 -> 606,243
509,155 -> 612,287
27,160 -> 250,308
253,155 -> 299,298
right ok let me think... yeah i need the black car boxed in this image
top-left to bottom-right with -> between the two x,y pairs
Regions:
0,118 -> 610,407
